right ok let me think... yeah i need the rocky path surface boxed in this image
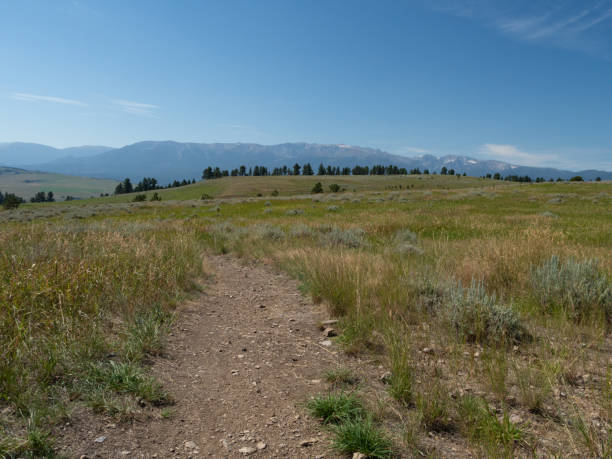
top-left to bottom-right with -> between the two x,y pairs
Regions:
62,255 -> 354,458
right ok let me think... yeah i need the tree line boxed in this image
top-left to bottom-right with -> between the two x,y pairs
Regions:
203,163 -> 602,183
202,163 -> 468,179
114,177 -> 197,195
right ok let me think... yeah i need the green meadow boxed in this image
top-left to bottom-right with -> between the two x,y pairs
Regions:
1,175 -> 611,457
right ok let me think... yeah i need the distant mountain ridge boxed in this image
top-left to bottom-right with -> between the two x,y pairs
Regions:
1,141 -> 610,184
0,142 -> 112,167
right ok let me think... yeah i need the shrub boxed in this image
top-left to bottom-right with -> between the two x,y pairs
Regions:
319,226 -> 366,249
270,189 -> 279,197
201,193 -> 212,200
290,224 -> 314,238
132,194 -> 147,202
446,281 -> 527,344
530,255 -> 612,323
2,193 -> 23,210
311,182 -> 323,194
254,224 -> 284,241
150,192 -> 161,201
329,183 -> 341,193
285,209 -> 304,216
393,229 -> 417,244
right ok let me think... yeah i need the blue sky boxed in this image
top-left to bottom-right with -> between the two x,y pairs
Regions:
1,0 -> 611,170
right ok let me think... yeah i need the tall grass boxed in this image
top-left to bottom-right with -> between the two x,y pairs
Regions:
0,220 -> 203,454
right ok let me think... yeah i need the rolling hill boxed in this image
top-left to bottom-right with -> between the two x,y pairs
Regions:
0,166 -> 118,200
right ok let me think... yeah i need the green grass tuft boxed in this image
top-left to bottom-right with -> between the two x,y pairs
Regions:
307,392 -> 365,425
332,417 -> 393,458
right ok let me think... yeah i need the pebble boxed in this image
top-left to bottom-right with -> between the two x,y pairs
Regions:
299,438 -> 317,447
185,441 -> 197,449
321,319 -> 338,327
94,436 -> 106,443
320,340 -> 332,347
239,446 -> 257,455
256,441 -> 267,450
353,453 -> 367,459
322,327 -> 336,337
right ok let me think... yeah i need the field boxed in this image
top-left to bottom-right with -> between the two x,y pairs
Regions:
1,175 -> 611,457
0,167 -> 118,200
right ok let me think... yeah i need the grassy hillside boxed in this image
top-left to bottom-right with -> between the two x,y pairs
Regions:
69,174 -> 513,205
1,175 -> 611,456
0,166 -> 117,200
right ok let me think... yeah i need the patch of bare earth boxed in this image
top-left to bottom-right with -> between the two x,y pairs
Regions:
55,256 -> 359,457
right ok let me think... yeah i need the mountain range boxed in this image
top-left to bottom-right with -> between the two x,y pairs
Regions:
0,141 -> 610,184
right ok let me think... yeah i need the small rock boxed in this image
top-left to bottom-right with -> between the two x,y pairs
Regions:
509,414 -> 522,424
185,441 -> 198,449
94,436 -> 106,443
239,446 -> 257,455
380,371 -> 392,384
320,340 -> 332,347
353,453 -> 367,459
321,319 -> 338,327
422,347 -> 434,354
120,451 -> 130,456
299,438 -> 317,447
80,456 -> 90,459
256,442 -> 267,450
322,327 -> 337,337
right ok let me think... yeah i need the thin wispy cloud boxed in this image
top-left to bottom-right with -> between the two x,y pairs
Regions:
428,1 -> 612,58
11,92 -> 87,107
112,99 -> 159,117
478,143 -> 560,167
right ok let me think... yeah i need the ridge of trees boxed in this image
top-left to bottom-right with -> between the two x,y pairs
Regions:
203,163 -> 603,183
30,191 -> 55,203
114,177 -> 197,195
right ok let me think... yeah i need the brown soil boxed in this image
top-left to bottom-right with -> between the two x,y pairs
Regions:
56,255 -> 367,458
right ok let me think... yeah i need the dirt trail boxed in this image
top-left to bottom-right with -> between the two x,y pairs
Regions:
61,255 -> 357,458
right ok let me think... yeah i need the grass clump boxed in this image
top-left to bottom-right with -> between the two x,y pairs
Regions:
458,396 -> 523,456
332,418 -> 393,458
386,331 -> 414,406
307,392 -> 365,425
324,367 -> 359,388
530,255 -> 612,323
415,383 -> 455,432
124,305 -> 173,361
446,281 -> 528,344
85,361 -> 170,404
